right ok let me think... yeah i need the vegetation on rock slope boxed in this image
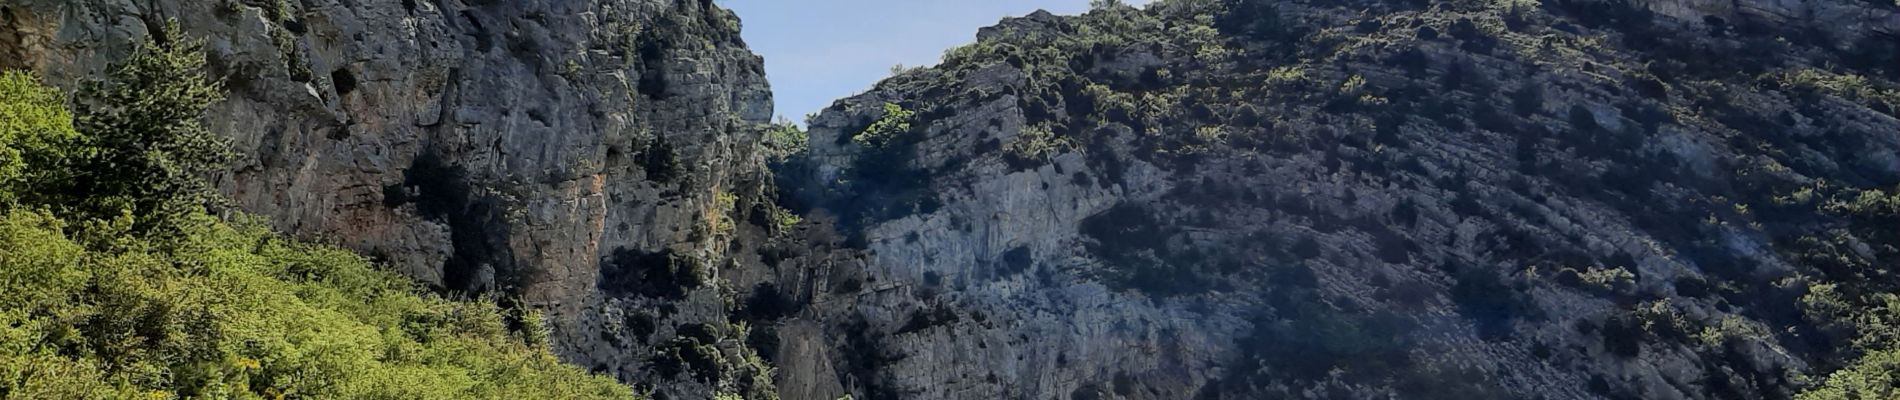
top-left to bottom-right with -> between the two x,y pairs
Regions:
783,0 -> 1900,397
0,25 -> 630,400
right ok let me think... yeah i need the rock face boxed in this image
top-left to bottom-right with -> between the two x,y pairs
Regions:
1,0 -> 778,397
770,0 -> 1899,399
6,0 -> 1899,399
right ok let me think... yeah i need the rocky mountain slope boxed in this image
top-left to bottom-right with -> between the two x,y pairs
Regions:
3,0 -> 778,398
770,0 -> 1899,398
5,0 -> 1898,399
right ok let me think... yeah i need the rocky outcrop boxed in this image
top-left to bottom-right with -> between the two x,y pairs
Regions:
1634,0 -> 1898,38
1,0 -> 777,397
770,0 -> 1900,399
7,0 -> 1897,398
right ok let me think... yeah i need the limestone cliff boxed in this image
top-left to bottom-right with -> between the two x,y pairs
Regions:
2,0 -> 777,397
6,0 -> 1899,399
770,0 -> 1899,399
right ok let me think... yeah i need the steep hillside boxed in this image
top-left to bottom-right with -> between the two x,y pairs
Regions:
6,0 -> 1897,399
772,0 -> 1900,398
2,0 -> 780,398
0,33 -> 628,398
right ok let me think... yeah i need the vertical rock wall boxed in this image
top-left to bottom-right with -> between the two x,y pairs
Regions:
1,0 -> 777,397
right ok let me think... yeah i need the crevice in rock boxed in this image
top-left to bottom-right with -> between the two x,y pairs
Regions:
637,39 -> 670,98
331,68 -> 356,96
402,152 -> 518,293
460,11 -> 493,53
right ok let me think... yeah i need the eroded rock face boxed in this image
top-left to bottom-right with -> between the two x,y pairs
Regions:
7,0 -> 1897,398
771,0 -> 1899,399
1,0 -> 777,397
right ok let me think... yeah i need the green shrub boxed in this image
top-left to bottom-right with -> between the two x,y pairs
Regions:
1558,266 -> 1637,294
1779,69 -> 1900,113
1802,348 -> 1900,400
50,22 -> 238,235
0,210 -> 633,399
761,119 -> 808,164
1826,187 -> 1899,220
851,103 -> 915,150
1004,123 -> 1071,169
0,71 -> 80,207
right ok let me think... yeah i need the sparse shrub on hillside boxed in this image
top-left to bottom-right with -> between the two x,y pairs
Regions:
766,201 -> 803,234
851,103 -> 915,150
1555,266 -> 1637,296
652,325 -> 722,385
1778,69 -> 1900,115
1824,186 -> 1899,220
1632,301 -> 1697,343
1697,316 -> 1770,348
1004,123 -> 1071,169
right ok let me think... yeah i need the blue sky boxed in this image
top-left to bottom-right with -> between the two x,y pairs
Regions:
718,0 -> 1154,124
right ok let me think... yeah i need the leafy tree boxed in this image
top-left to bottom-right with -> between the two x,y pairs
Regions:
761,118 -> 808,164
0,71 -> 80,207
1801,346 -> 1900,400
60,21 -> 237,235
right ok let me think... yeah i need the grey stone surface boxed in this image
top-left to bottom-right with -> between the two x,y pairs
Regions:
5,0 -> 1897,399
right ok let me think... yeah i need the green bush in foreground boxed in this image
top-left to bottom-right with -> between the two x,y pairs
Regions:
0,70 -> 77,207
0,211 -> 632,399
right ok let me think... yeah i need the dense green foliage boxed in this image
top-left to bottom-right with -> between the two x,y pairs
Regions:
0,72 -> 77,207
80,24 -> 238,234
0,211 -> 631,399
0,24 -> 630,400
3,22 -> 238,236
761,119 -> 808,165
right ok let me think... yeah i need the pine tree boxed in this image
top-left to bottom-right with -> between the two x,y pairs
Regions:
65,20 -> 236,234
